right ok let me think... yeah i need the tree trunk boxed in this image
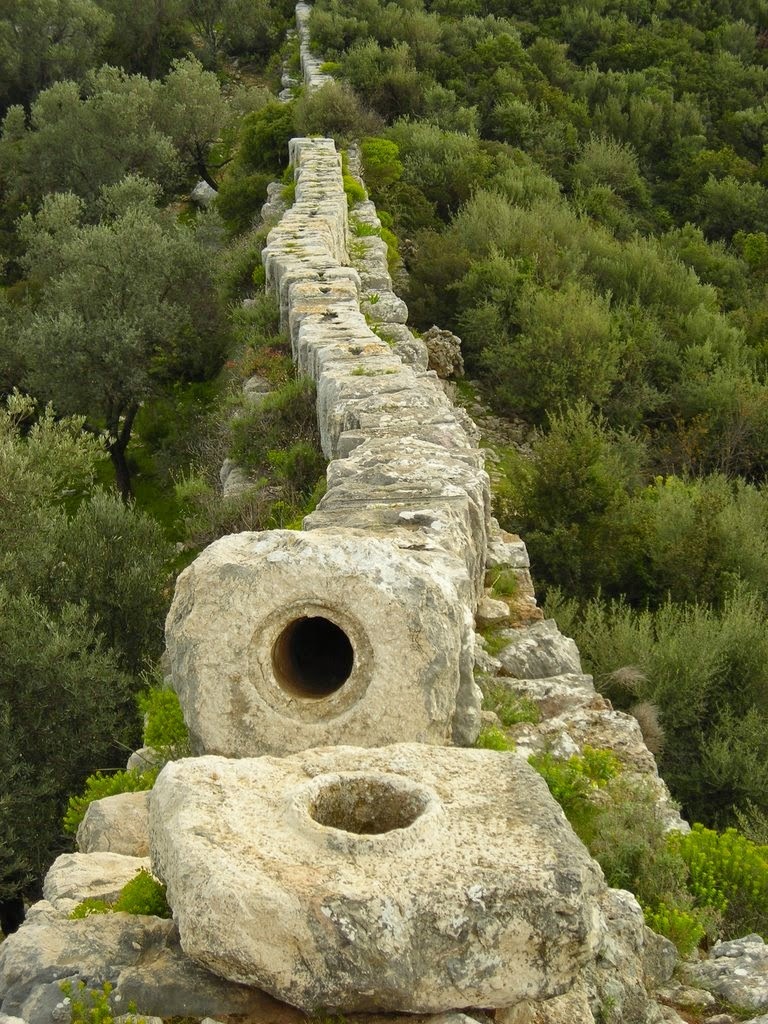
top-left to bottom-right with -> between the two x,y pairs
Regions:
110,442 -> 133,502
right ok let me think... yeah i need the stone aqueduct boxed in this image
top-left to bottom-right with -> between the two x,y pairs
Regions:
0,7 -> 704,1024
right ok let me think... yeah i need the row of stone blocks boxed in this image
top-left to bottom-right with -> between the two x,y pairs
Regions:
153,136 -> 646,1017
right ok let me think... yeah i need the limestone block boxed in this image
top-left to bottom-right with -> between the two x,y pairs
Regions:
685,935 -> 768,1012
487,527 -> 530,569
42,852 -> 150,912
476,594 -> 511,627
496,619 -> 582,678
499,981 -> 596,1023
0,908 -> 288,1024
362,290 -> 408,324
490,674 -> 604,719
149,744 -> 606,1013
166,530 -> 474,756
126,746 -> 161,771
76,791 -> 150,858
374,323 -> 429,370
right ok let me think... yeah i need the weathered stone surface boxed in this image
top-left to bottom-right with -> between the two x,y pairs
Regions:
490,674 -> 606,719
685,935 -> 768,1012
42,852 -> 150,913
422,326 -> 465,379
190,180 -> 217,208
373,323 -> 429,370
499,981 -> 595,1023
150,744 -> 607,1013
167,530 -> 476,756
76,791 -> 150,858
487,527 -> 530,569
476,594 -> 511,627
361,290 -> 408,324
0,908 -> 294,1024
126,745 -> 161,771
580,888 -> 672,1024
496,620 -> 582,679
657,983 -> 716,1009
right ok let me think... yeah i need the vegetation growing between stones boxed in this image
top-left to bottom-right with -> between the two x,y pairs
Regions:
69,869 -> 171,920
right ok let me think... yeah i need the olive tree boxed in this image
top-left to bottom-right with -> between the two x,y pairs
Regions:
15,176 -> 225,498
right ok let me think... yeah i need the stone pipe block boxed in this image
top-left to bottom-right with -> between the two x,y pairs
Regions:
165,530 -> 474,757
149,744 -> 607,1013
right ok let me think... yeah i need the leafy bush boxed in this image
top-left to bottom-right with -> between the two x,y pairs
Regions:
670,825 -> 768,939
644,902 -> 706,957
475,725 -> 515,751
138,685 -> 190,759
113,868 -> 171,918
63,768 -> 159,835
481,682 -> 540,726
238,101 -> 295,174
529,747 -> 621,835
216,172 -> 272,235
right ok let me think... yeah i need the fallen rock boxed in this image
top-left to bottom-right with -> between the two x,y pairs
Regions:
150,744 -> 607,1013
422,326 -> 465,379
76,792 -> 150,858
685,934 -> 768,1012
190,180 -> 217,208
496,620 -> 582,678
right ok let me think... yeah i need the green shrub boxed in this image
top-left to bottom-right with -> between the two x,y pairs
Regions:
63,767 -> 159,835
113,868 -> 171,918
482,682 -> 540,726
343,173 -> 366,207
229,377 -> 321,478
69,897 -> 111,919
70,869 -> 171,921
475,725 -> 515,751
360,137 -> 404,194
529,746 -> 621,835
293,82 -> 381,144
59,980 -> 146,1024
216,173 -> 272,235
644,902 -> 707,957
137,685 -> 189,758
670,824 -> 768,938
488,567 -> 519,598
239,101 -> 295,174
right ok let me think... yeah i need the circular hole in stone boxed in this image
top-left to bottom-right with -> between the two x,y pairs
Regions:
310,777 -> 429,835
272,616 -> 354,698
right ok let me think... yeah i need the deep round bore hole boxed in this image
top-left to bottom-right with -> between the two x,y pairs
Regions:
310,778 -> 429,835
272,616 -> 354,698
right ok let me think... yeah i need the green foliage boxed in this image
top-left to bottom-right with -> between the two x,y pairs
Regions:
487,567 -> 519,598
671,825 -> 768,938
530,747 -> 621,812
215,172 -> 272,235
59,980 -> 141,1024
69,897 -> 112,919
481,682 -> 540,726
475,725 -> 515,751
0,393 -> 171,903
230,376 -> 323,492
565,587 -> 768,827
238,101 -> 295,175
63,768 -> 159,835
69,869 -> 170,924
643,903 -> 707,957
113,868 -> 171,917
13,179 -> 226,498
343,173 -> 366,207
138,685 -> 190,758
360,137 -> 404,194
294,81 -> 381,144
